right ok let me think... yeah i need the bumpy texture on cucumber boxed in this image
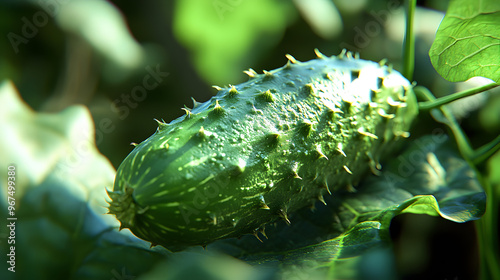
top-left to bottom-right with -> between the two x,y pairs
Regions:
108,50 -> 418,251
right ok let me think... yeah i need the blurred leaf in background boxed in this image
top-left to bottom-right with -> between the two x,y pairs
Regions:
0,0 -> 168,167
1,0 -> 154,109
0,80 -> 115,202
54,0 -> 145,76
0,80 -> 170,280
293,0 -> 343,40
173,0 -> 297,85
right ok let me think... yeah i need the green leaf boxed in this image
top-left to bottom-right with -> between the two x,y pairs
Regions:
429,0 -> 500,83
173,0 -> 296,85
137,253 -> 272,280
0,80 -> 169,280
0,180 -> 169,280
208,135 -> 485,278
0,80 -> 114,206
54,0 -> 146,71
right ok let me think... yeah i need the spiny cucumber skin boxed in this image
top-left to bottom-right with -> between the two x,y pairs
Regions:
108,51 -> 418,251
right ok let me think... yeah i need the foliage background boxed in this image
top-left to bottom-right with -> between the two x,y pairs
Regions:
0,0 -> 498,279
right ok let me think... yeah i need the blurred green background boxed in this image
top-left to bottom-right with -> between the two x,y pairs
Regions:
1,0 -> 498,279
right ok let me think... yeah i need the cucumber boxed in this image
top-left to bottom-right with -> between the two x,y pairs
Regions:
107,50 -> 418,251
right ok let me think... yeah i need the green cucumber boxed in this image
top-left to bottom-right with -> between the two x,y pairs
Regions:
107,49 -> 418,251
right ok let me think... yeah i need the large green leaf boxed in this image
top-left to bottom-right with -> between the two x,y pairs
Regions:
0,180 -> 169,280
137,252 -> 274,280
0,80 -> 114,209
0,81 -> 169,280
429,0 -> 500,83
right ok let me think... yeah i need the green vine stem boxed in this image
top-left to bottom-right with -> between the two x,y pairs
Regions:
415,86 -> 474,159
402,0 -> 416,81
418,82 -> 499,111
415,86 -> 500,280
